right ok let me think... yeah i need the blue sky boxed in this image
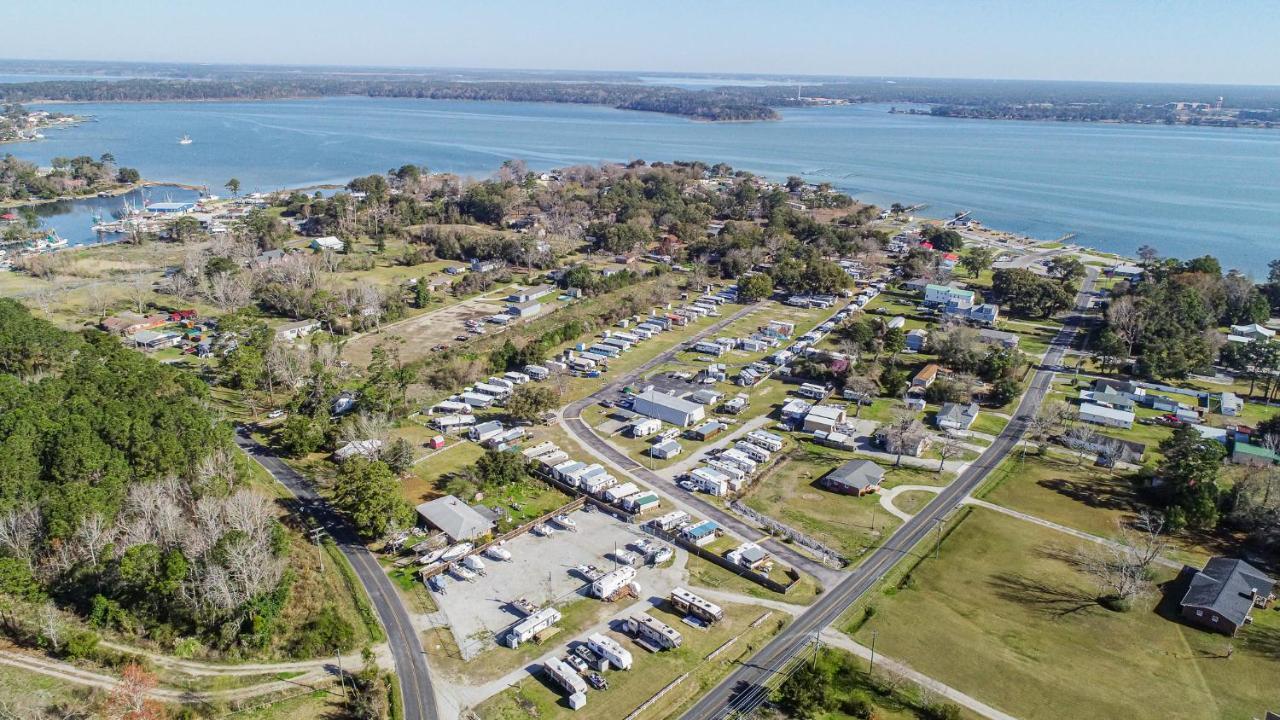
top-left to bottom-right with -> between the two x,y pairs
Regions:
8,0 -> 1278,85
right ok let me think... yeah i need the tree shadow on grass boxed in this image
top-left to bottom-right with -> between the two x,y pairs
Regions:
1036,475 -> 1139,513
988,572 -> 1102,619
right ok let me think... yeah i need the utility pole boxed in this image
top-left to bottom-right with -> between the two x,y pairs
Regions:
310,527 -> 327,572
933,517 -> 943,559
335,648 -> 348,699
869,630 -> 879,675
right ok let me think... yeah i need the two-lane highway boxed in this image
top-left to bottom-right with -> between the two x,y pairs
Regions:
234,434 -> 440,720
681,270 -> 1097,720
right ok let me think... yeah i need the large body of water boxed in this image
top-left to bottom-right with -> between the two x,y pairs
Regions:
7,97 -> 1278,270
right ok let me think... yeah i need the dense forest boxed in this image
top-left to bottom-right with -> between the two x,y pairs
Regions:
0,300 -> 300,656
0,79 -> 780,122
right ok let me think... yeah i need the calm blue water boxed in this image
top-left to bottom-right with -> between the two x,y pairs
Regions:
24,186 -> 203,249
7,97 -> 1279,270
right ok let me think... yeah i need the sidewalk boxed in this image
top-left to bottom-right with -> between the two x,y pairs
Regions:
818,629 -> 1019,720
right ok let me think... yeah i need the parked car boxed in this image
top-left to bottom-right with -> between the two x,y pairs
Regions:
266,409 -> 286,419
566,654 -> 589,673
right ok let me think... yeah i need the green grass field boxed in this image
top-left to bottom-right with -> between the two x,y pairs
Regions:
845,507 -> 1280,720
741,440 -> 953,560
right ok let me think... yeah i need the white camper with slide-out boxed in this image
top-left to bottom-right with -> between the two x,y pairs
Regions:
587,633 -> 633,670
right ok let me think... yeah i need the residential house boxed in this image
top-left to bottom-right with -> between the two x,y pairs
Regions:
1092,378 -> 1146,403
935,402 -> 979,431
924,283 -> 975,309
650,438 -> 682,459
1229,324 -> 1276,343
911,364 -> 940,391
905,328 -> 929,352
333,439 -> 383,463
276,318 -> 321,342
1179,557 -> 1275,635
690,420 -> 727,441
967,303 -> 1000,326
310,236 -> 344,252
1079,402 -> 1136,429
977,328 -> 1020,348
415,495 -> 495,542
803,405 -> 847,434
821,459 -> 885,496
727,543 -> 771,571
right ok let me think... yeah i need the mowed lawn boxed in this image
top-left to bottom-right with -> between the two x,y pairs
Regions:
742,440 -> 953,560
846,508 -> 1280,720
980,453 -> 1225,565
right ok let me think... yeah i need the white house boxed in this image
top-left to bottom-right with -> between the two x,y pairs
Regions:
924,283 -> 975,309
1229,324 -> 1275,342
1079,402 -> 1136,429
276,318 -> 321,342
935,402 -> 979,431
310,236 -> 344,252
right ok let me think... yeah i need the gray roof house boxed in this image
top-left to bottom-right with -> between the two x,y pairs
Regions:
1179,557 -> 1275,635
821,459 -> 885,496
415,495 -> 496,542
935,402 -> 979,431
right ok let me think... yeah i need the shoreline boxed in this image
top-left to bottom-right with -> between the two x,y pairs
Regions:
0,180 -> 203,211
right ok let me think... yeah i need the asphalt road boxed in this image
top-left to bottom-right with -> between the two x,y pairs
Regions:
563,302 -> 848,585
234,434 -> 440,720
681,270 -> 1098,720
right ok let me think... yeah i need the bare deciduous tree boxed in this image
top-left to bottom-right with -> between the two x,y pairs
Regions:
936,435 -> 966,472
1077,512 -> 1167,610
1106,295 -> 1146,357
207,271 -> 252,311
0,505 -> 42,567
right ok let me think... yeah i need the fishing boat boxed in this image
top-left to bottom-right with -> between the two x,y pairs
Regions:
484,544 -> 512,562
462,555 -> 486,573
532,523 -> 555,537
552,514 -> 577,531
439,542 -> 473,562
178,134 -> 193,145
450,564 -> 476,581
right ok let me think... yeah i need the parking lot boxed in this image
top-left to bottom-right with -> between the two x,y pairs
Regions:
429,506 -> 675,659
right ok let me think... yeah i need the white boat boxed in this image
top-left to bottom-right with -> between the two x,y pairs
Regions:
178,134 -> 192,145
651,547 -> 673,564
532,523 -> 555,537
462,555 -> 486,573
552,514 -> 577,531
450,564 -> 476,581
484,544 -> 513,562
428,575 -> 448,593
417,548 -> 447,565
439,542 -> 473,562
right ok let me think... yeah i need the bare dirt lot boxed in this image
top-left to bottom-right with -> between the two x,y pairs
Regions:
342,287 -> 516,365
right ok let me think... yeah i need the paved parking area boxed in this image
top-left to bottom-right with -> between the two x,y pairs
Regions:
430,507 -> 668,659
